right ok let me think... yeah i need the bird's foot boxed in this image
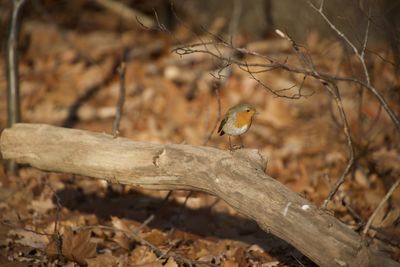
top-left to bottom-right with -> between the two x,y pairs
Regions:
229,144 -> 244,151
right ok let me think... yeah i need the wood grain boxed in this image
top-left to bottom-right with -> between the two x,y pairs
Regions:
0,123 -> 398,267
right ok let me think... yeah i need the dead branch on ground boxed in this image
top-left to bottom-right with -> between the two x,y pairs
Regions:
1,123 -> 398,267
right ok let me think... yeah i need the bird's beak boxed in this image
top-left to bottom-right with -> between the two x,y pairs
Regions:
255,111 -> 260,116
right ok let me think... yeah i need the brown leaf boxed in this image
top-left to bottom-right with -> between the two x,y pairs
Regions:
9,229 -> 49,249
141,229 -> 168,247
111,216 -> 133,233
47,227 -> 97,265
86,254 -> 118,267
129,246 -> 159,265
112,231 -> 131,250
221,259 -> 238,267
30,199 -> 55,214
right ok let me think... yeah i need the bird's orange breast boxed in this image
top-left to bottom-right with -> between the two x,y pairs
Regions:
234,111 -> 253,128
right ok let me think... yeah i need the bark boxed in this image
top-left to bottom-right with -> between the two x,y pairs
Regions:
0,123 -> 398,267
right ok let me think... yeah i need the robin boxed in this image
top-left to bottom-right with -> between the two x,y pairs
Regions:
218,103 -> 257,150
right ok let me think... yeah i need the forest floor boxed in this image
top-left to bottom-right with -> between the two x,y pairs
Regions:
0,2 -> 400,266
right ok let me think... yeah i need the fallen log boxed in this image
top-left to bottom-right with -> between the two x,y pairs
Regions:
0,123 -> 398,267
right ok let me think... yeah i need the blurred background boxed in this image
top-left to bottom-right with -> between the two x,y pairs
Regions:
0,0 -> 399,266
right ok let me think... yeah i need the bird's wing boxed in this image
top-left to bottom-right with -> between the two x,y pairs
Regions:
218,116 -> 227,136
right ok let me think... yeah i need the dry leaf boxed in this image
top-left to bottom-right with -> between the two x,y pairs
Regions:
111,216 -> 132,233
141,229 -> 168,247
30,199 -> 55,214
9,229 -> 49,249
129,246 -> 159,265
86,253 -> 118,267
46,227 -> 97,265
221,259 -> 238,267
112,231 -> 131,250
261,261 -> 280,267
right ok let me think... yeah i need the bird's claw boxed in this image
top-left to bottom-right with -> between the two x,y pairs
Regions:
229,144 -> 244,151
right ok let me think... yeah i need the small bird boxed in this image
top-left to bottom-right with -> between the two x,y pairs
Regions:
218,103 -> 257,150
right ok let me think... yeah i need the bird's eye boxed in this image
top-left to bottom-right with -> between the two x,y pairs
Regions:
246,109 -> 250,112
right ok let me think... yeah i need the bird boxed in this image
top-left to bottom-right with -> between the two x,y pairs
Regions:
218,103 -> 257,150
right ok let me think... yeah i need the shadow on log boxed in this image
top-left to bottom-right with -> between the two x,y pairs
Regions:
0,123 -> 398,267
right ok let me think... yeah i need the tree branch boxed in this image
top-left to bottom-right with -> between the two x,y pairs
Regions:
0,123 -> 398,267
363,178 -> 400,236
172,38 -> 400,132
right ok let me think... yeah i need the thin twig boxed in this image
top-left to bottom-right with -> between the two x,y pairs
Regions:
132,214 -> 155,236
321,83 -> 355,209
112,62 -> 126,137
29,174 -> 65,262
308,0 -> 371,85
39,175 -> 65,262
171,30 -> 400,132
363,179 -> 400,236
360,9 -> 371,60
275,31 -> 356,208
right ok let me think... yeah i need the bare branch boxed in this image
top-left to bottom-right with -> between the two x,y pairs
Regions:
363,179 -> 400,236
274,30 -> 356,207
308,0 -> 371,85
321,83 -> 355,209
360,9 -> 371,59
174,39 -> 400,132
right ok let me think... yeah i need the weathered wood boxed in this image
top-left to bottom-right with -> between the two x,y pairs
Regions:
0,123 -> 398,267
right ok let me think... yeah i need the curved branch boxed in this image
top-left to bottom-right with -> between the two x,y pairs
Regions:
0,124 -> 398,267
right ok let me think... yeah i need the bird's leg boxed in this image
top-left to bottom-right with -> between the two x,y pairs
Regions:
239,135 -> 244,148
229,136 -> 232,151
230,136 -> 243,151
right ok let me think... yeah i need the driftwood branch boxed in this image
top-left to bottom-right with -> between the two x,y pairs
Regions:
0,124 -> 398,267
